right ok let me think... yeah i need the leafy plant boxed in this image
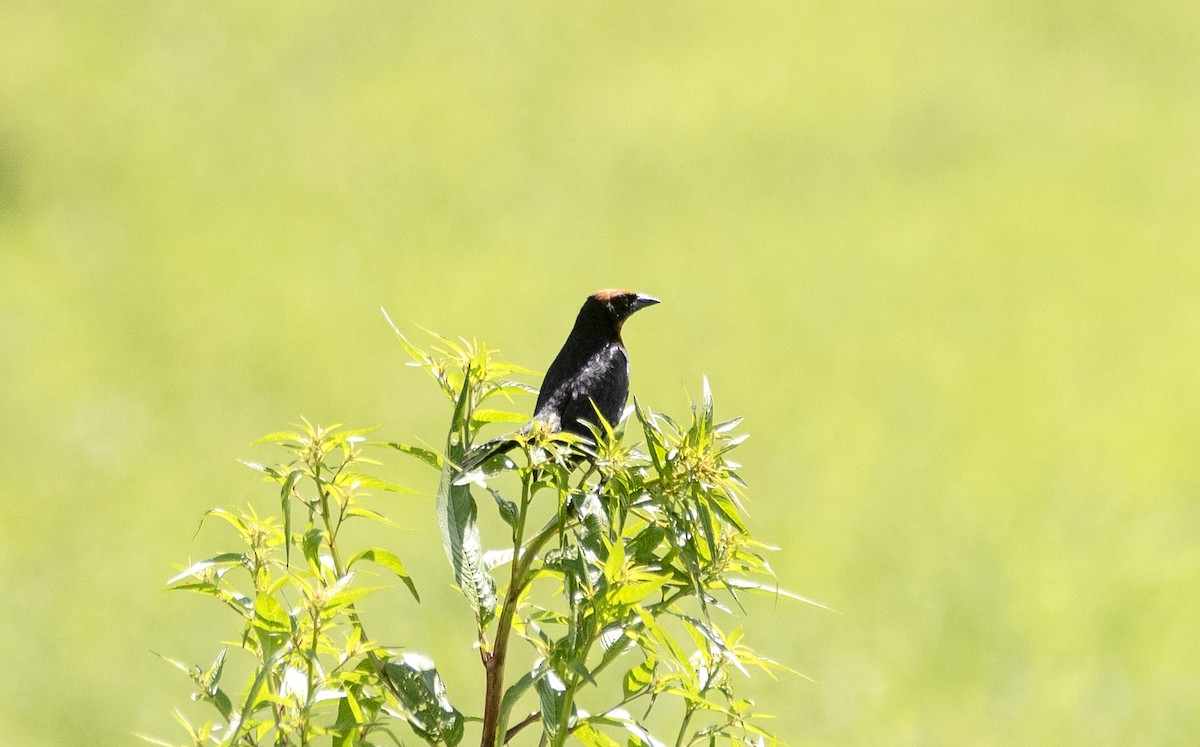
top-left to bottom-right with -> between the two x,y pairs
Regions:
151,323 -> 814,747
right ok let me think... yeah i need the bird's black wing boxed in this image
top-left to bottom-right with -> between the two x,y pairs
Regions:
557,343 -> 629,438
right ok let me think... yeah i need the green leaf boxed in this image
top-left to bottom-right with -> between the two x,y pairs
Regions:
325,586 -> 385,612
436,372 -> 496,625
470,408 -> 528,425
348,548 -> 420,602
608,576 -> 671,607
151,651 -> 194,677
340,472 -> 423,496
724,578 -> 833,610
534,670 -> 568,738
634,399 -> 668,475
201,648 -> 227,692
636,608 -> 690,674
224,648 -> 285,747
703,487 -> 749,535
582,710 -> 668,747
302,527 -> 325,572
332,701 -> 356,747
201,508 -> 249,540
485,379 -> 539,398
714,416 -> 744,434
253,593 -> 290,631
163,581 -> 222,598
252,430 -> 303,445
280,469 -> 303,565
622,655 -> 657,699
343,685 -> 366,725
573,723 -> 623,747
166,553 -> 245,585
387,442 -> 446,471
499,669 -> 538,731
385,654 -> 465,746
603,538 -> 626,585
625,524 -> 667,565
485,486 -> 519,529
345,506 -> 403,528
678,614 -> 750,679
700,375 -> 714,429
331,684 -> 375,747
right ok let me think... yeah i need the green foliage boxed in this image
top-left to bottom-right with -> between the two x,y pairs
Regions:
154,328 -> 806,746
154,422 -> 437,747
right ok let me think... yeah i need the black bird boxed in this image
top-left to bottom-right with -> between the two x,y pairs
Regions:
462,289 -> 659,471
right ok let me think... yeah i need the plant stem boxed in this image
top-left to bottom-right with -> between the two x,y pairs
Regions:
304,605 -> 321,745
673,705 -> 696,747
504,711 -> 542,743
549,677 -> 580,747
482,485 -> 569,747
480,476 -> 531,747
311,471 -> 406,707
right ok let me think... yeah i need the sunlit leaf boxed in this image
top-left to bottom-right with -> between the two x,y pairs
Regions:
636,608 -> 689,673
622,654 -> 657,699
387,442 -> 446,471
485,486 -> 518,529
339,472 -> 423,496
325,585 -> 385,612
385,654 -> 464,746
302,527 -> 325,572
344,506 -> 403,528
224,647 -> 285,747
573,723 -> 623,747
251,430 -> 303,445
435,371 -> 497,625
603,538 -> 625,585
583,710 -> 670,747
724,579 -> 832,610
470,408 -> 529,425
608,577 -> 671,607
703,488 -> 749,535
280,469 -> 303,564
534,669 -> 569,738
201,508 -> 249,538
347,548 -> 420,602
253,593 -> 290,631
166,553 -> 245,585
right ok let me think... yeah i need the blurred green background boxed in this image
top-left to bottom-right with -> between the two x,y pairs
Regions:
2,2 -> 1198,745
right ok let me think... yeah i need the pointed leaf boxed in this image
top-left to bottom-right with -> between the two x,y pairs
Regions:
470,408 -> 529,425
622,655 -> 657,699
485,486 -> 519,529
387,442 -> 446,471
339,473 -> 423,496
166,553 -> 245,585
345,506 -> 403,528
385,654 -> 464,746
573,724 -> 622,747
253,593 -> 290,631
280,469 -> 303,565
435,372 -> 497,623
724,578 -> 833,610
347,548 -> 420,602
534,670 -> 569,738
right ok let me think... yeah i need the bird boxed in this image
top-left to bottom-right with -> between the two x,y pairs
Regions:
461,289 -> 660,473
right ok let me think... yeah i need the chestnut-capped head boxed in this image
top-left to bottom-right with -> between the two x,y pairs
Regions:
590,289 -> 661,323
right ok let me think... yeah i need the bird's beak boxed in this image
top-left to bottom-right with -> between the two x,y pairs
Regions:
631,294 -> 661,312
